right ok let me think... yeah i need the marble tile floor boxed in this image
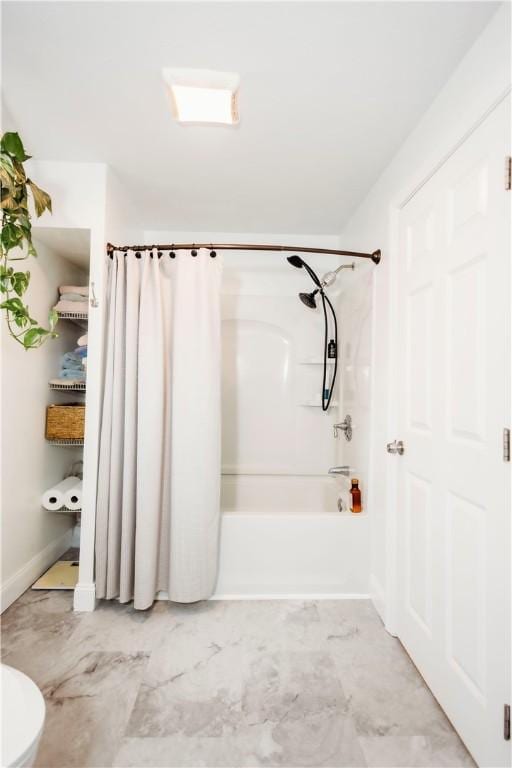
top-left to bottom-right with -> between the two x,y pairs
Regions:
1,590 -> 476,768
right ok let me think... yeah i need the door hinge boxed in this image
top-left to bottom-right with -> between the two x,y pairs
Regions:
503,428 -> 510,462
506,156 -> 512,191
504,704 -> 510,741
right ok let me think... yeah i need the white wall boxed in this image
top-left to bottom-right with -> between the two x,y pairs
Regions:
1,241 -> 86,609
337,2 -> 511,626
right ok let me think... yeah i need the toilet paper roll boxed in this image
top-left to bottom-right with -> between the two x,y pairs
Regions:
63,479 -> 83,511
41,476 -> 81,511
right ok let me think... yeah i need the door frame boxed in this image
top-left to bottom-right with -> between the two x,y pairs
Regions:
382,86 -> 511,638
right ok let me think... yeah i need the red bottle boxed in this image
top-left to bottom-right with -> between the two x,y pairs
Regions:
350,479 -> 362,513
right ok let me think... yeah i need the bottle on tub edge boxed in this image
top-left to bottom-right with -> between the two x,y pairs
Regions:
350,478 -> 362,514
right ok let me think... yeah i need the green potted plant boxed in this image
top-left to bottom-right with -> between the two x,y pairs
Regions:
0,131 -> 57,348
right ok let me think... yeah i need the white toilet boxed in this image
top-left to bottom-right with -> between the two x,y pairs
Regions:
1,665 -> 45,768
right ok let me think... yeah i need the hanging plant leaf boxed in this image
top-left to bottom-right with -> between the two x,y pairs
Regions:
48,307 -> 58,331
1,131 -> 55,349
1,222 -> 23,250
1,133 -> 25,160
27,179 -> 52,216
1,132 -> 31,162
1,188 -> 18,211
11,271 -> 30,296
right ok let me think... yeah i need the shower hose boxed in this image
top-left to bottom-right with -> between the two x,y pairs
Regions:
320,290 -> 338,412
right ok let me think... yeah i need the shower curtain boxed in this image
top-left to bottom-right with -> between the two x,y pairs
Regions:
95,249 -> 222,609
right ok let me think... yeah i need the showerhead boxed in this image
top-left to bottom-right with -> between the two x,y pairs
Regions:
287,255 -> 304,269
299,290 -> 318,309
320,262 -> 355,288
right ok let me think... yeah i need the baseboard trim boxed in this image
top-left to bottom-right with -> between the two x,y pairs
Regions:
155,590 -> 370,602
0,529 -> 73,613
210,592 -> 370,601
73,582 -> 97,612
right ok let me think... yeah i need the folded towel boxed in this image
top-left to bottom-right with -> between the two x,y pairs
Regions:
59,285 -> 89,297
54,300 -> 89,314
49,377 -> 86,387
74,346 -> 88,358
62,351 -> 83,370
58,368 -> 86,380
77,334 -> 88,347
60,293 -> 89,302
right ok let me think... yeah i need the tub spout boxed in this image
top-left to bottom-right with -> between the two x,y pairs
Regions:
328,466 -> 351,477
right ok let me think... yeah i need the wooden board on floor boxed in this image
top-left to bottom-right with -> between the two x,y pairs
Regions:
32,560 -> 79,590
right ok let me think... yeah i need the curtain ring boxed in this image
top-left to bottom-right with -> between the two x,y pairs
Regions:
169,244 -> 175,258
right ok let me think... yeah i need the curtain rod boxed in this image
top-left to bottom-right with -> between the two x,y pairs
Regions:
106,242 -> 382,264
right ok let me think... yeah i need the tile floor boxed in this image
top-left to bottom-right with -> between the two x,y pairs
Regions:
1,589 -> 475,768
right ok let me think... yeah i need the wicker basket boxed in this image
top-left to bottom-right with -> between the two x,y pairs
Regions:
46,404 -> 85,440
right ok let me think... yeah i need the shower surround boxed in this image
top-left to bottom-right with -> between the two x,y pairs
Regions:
213,246 -> 371,598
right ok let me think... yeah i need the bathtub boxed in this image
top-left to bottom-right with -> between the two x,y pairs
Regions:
213,475 -> 370,599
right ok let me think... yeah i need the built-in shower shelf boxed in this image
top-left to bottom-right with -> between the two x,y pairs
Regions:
46,438 -> 85,446
299,360 -> 336,365
299,400 -> 338,408
49,382 -> 86,392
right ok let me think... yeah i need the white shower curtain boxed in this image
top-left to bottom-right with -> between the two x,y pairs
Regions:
95,249 -> 222,609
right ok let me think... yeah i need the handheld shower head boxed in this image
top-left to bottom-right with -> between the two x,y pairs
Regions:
287,255 -> 304,269
286,254 -> 321,287
299,290 -> 318,309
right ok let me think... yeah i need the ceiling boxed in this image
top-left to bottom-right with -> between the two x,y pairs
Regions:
2,1 -> 498,235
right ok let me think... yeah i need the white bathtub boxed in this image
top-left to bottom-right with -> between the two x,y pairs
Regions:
213,475 -> 370,599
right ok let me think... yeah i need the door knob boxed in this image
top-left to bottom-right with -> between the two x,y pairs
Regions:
386,440 -> 404,455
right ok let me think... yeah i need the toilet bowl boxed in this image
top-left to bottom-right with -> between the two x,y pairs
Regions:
1,664 -> 45,768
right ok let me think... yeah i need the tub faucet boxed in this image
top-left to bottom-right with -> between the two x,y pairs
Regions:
328,466 -> 351,477
333,415 -> 352,440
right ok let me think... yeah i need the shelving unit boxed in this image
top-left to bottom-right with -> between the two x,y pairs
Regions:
49,382 -> 86,392
56,310 -> 89,329
46,437 -> 85,447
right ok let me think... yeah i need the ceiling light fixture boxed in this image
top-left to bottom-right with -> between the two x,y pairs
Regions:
162,68 -> 240,125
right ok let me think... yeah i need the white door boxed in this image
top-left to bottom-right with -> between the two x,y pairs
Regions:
395,97 -> 511,768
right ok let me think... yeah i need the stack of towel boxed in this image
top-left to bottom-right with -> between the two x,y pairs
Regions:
53,285 -> 89,314
75,333 -> 88,373
50,332 -> 88,386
